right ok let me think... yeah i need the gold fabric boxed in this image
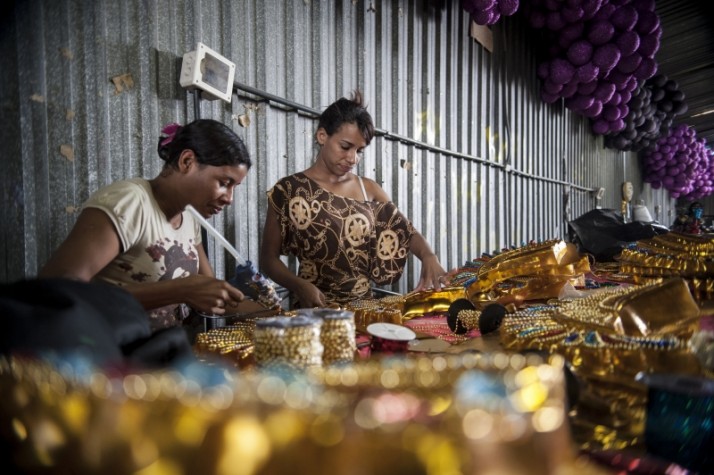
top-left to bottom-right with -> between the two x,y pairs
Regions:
0,352 -> 611,475
465,240 -> 590,303
500,279 -> 704,451
617,232 -> 714,300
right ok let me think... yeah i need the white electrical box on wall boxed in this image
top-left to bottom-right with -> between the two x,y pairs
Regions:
179,42 -> 235,103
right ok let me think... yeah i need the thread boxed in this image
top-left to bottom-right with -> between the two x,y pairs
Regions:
367,323 -> 415,354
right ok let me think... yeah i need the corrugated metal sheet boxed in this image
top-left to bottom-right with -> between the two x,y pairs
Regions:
1,0 -> 674,294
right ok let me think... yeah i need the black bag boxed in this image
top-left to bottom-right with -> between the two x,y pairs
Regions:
0,278 -> 195,368
568,209 -> 669,262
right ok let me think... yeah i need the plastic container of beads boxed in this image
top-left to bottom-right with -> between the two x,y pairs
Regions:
637,372 -> 714,473
297,309 -> 356,365
253,315 -> 323,369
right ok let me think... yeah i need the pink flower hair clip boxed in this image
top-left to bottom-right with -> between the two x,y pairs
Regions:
160,123 -> 182,146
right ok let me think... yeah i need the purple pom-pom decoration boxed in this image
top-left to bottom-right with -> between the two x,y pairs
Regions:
583,100 -> 603,117
594,3 -> 617,21
541,91 -> 560,103
625,76 -> 639,92
588,20 -> 616,45
616,30 -> 641,56
602,104 -> 620,121
581,0 -> 604,20
636,10 -> 659,35
611,5 -> 638,31
633,0 -> 656,11
638,33 -> 660,58
473,8 -> 497,25
549,58 -> 576,85
634,57 -> 657,80
499,0 -> 520,16
592,119 -> 610,135
617,53 -> 642,74
568,94 -> 595,111
567,40 -> 594,66
473,0 -> 497,10
543,80 -> 564,95
546,11 -> 566,31
463,0 -> 515,25
594,82 -> 616,102
561,82 -> 578,98
575,63 -> 600,83
577,80 -> 598,95
641,124 -> 714,199
561,22 -> 586,43
593,43 -> 621,72
562,6 -> 585,23
609,118 -> 626,132
606,70 -> 630,88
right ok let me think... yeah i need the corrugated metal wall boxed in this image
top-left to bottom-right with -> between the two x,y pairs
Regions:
0,0 -> 675,293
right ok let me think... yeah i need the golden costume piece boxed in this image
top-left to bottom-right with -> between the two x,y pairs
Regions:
267,173 -> 415,306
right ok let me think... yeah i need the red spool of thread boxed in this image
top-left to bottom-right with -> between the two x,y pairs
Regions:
367,323 -> 416,354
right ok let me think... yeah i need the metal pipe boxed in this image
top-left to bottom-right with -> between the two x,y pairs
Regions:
231,82 -> 595,191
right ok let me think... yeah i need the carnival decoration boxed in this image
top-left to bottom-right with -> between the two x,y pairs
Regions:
0,350 -> 609,475
461,0 -> 520,26
604,73 -> 688,151
500,278 -> 706,450
525,0 -> 662,136
616,231 -> 714,300
641,124 -> 714,200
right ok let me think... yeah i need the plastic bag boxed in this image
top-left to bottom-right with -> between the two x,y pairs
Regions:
568,209 -> 669,262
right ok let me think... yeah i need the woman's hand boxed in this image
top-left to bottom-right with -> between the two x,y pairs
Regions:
414,254 -> 448,292
294,280 -> 327,308
180,274 -> 245,315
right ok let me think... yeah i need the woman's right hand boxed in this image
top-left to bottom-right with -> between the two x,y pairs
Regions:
294,280 -> 327,308
180,274 -> 245,315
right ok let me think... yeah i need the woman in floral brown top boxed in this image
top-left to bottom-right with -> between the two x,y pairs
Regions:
260,91 -> 447,308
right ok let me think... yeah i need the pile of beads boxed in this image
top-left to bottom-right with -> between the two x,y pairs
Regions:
194,321 -> 255,365
253,315 -> 323,369
298,309 -> 356,365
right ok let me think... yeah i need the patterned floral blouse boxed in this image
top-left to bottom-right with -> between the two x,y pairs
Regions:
267,173 -> 415,306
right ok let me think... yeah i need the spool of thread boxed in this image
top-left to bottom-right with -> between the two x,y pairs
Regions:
447,299 -> 507,335
298,308 -> 356,365
348,299 -> 403,332
253,315 -> 323,369
367,323 -> 416,354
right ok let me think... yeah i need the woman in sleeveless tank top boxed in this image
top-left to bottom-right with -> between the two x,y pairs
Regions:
261,91 -> 447,308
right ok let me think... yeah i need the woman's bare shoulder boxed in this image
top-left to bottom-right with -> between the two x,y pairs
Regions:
360,176 -> 391,202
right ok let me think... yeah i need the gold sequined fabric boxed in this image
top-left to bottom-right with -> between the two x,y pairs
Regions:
500,278 -> 704,451
0,352 -> 610,475
617,232 -> 714,300
465,240 -> 590,301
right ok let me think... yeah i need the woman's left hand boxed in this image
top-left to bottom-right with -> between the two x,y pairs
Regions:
414,254 -> 447,292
